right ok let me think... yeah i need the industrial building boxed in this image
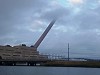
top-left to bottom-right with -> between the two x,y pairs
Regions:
0,44 -> 46,61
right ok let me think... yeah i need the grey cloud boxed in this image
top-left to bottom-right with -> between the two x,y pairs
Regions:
0,0 -> 100,58
0,0 -> 50,35
40,7 -> 70,21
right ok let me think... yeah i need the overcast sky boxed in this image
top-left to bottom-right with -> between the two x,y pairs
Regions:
0,0 -> 100,58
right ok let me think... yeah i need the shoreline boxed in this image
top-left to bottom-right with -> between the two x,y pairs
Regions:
42,60 -> 100,68
1,60 -> 100,68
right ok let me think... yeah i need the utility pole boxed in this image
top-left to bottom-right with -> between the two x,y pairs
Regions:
68,43 -> 69,61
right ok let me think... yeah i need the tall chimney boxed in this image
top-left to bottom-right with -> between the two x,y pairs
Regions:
34,20 -> 56,49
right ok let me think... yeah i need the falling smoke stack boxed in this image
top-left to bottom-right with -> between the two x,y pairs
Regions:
34,19 -> 56,49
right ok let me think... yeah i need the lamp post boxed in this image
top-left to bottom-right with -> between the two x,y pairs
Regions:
68,43 -> 69,61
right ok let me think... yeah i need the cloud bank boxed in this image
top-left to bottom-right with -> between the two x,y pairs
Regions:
0,0 -> 100,58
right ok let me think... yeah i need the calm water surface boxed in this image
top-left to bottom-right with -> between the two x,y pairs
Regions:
0,66 -> 100,75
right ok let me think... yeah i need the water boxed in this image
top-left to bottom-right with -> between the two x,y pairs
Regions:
0,66 -> 100,75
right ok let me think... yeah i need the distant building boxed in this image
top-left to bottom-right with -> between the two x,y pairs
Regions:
0,44 -> 47,60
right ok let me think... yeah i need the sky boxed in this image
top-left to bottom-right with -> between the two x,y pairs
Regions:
0,0 -> 100,58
